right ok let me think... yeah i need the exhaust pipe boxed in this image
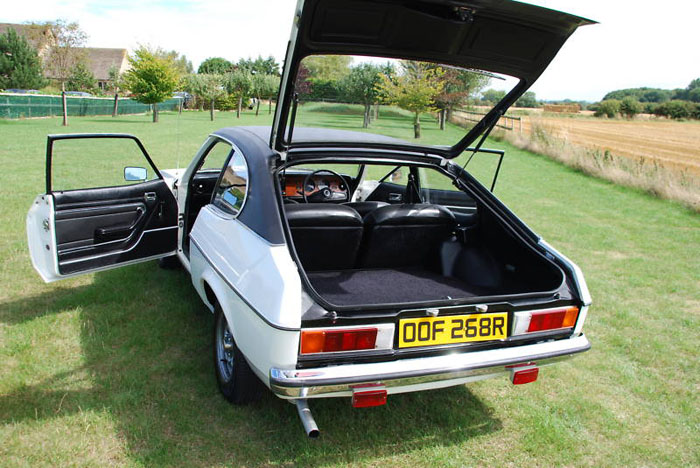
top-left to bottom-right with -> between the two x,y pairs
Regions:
295,399 -> 320,438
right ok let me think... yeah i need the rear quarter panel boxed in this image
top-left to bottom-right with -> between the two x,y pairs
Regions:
189,206 -> 301,385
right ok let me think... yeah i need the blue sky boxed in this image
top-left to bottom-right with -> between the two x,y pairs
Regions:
3,0 -> 698,101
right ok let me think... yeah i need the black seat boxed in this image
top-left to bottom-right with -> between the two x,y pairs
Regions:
359,204 -> 456,268
342,201 -> 389,218
285,204 -> 363,271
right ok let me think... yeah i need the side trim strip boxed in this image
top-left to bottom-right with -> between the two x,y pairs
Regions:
190,236 -> 300,332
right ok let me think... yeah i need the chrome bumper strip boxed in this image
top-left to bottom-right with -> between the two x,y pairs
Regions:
270,334 -> 590,398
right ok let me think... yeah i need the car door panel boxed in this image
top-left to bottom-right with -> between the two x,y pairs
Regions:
27,134 -> 178,282
422,188 -> 478,225
52,179 -> 177,275
55,202 -> 145,248
365,181 -> 407,204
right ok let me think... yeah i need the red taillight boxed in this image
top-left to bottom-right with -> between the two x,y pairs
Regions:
351,384 -> 388,408
527,307 -> 579,333
300,328 -> 378,354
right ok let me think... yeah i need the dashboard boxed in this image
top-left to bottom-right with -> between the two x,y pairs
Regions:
282,173 -> 350,202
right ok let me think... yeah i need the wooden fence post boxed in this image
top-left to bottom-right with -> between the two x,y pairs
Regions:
62,91 -> 68,126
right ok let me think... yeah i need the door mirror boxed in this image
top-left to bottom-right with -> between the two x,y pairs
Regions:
124,166 -> 147,181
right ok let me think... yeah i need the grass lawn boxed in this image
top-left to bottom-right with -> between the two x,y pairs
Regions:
1,107 -> 698,467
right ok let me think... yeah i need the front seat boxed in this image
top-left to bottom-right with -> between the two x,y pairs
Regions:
342,201 -> 389,218
285,204 -> 363,271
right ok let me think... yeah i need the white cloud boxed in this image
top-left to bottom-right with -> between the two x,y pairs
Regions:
2,0 -> 698,101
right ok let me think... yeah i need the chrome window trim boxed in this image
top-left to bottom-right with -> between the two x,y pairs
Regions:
210,137 -> 250,220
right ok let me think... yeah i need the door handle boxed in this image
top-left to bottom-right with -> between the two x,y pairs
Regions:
144,192 -> 157,202
389,193 -> 402,202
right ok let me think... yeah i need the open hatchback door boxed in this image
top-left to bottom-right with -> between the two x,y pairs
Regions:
27,134 -> 178,282
271,0 -> 594,157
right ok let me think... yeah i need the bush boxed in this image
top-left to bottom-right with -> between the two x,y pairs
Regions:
691,103 -> 700,119
643,102 -> 658,114
214,93 -> 238,111
594,99 -> 621,118
620,97 -> 642,119
654,100 -> 693,120
307,79 -> 342,101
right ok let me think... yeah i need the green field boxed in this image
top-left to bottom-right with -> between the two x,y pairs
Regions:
1,107 -> 698,467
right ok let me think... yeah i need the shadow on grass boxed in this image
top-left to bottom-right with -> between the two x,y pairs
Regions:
1,262 -> 501,466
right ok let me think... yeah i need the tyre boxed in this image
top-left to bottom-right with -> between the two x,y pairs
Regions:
213,304 -> 263,404
157,255 -> 181,269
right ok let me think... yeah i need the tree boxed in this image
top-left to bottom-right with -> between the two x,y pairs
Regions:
689,88 -> 700,103
375,61 -> 444,138
236,56 -> 280,76
152,48 -> 192,76
0,29 -> 47,89
294,63 -> 313,96
65,62 -> 96,91
480,88 -> 506,105
105,65 -> 122,93
226,69 -> 253,118
39,20 -> 88,91
122,47 -> 179,123
515,91 -> 538,108
594,99 -> 621,118
433,67 -> 489,129
105,65 -> 123,117
687,78 -> 700,103
619,97 -> 642,119
251,73 -> 280,116
303,55 -> 352,81
340,63 -> 386,128
198,57 -> 232,75
184,74 -> 226,120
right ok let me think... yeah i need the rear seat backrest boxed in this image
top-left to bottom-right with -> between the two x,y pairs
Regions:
285,204 -> 363,271
359,204 -> 456,269
342,201 -> 389,218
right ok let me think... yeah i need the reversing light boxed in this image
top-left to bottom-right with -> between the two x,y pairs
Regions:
301,328 -> 378,354
527,306 -> 579,333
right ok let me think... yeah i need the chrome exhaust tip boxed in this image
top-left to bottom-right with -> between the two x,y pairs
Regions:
295,399 -> 320,438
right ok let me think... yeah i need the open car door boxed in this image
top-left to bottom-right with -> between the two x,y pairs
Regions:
27,134 -> 178,282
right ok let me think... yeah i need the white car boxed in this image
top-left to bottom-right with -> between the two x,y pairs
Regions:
27,0 -> 593,437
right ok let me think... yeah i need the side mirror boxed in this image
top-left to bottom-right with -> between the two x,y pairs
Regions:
124,166 -> 147,181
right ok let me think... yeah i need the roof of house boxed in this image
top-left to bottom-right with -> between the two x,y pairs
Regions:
82,48 -> 128,81
0,23 -> 54,52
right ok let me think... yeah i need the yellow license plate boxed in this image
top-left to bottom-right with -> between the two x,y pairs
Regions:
398,313 -> 508,348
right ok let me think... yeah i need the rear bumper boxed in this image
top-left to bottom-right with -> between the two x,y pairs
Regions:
270,334 -> 590,398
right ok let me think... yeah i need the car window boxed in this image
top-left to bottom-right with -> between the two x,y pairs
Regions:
419,167 -> 475,208
198,140 -> 232,172
212,151 -> 248,216
380,166 -> 409,186
51,137 -> 157,191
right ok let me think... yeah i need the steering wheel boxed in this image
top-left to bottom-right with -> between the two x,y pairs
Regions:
302,169 -> 350,203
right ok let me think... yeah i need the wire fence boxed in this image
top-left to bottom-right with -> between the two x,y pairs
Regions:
0,93 -> 182,119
